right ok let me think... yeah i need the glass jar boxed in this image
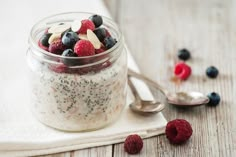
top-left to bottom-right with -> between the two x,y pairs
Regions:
27,12 -> 127,131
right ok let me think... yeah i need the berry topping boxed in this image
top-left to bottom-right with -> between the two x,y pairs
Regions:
62,31 -> 79,47
74,40 -> 95,56
61,28 -> 72,38
178,48 -> 191,61
49,38 -> 67,55
95,46 -> 106,54
78,19 -> 95,34
87,29 -> 101,49
165,119 -> 193,144
38,40 -> 49,51
37,16 -> 118,70
49,64 -> 67,73
39,33 -> 52,47
48,33 -> 61,44
206,66 -> 219,78
207,92 -> 221,106
61,49 -> 78,66
124,134 -> 143,154
78,34 -> 88,40
93,28 -> 106,42
89,14 -> 103,28
105,28 -> 111,37
174,62 -> 192,80
71,20 -> 82,32
104,36 -> 116,49
48,23 -> 71,34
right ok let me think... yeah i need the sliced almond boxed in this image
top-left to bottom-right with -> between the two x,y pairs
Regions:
78,34 -> 88,40
71,20 -> 82,32
48,23 -> 71,34
48,33 -> 61,44
87,29 -> 101,49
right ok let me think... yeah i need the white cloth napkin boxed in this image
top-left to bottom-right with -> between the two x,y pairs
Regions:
0,0 -> 167,156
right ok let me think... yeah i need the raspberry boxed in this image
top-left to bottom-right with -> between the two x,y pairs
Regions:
78,20 -> 95,34
74,40 -> 95,56
38,40 -> 48,51
95,46 -> 106,54
174,62 -> 191,80
105,28 -> 111,37
49,39 -> 66,55
48,64 -> 67,73
124,134 -> 143,154
165,119 -> 193,144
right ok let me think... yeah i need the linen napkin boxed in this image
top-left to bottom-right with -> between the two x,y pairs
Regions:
0,0 -> 167,156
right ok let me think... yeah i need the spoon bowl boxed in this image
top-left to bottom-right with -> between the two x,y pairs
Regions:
128,77 -> 165,114
167,91 -> 209,107
130,100 -> 165,114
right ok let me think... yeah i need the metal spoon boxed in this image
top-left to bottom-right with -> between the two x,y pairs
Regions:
128,77 -> 165,114
128,69 -> 209,107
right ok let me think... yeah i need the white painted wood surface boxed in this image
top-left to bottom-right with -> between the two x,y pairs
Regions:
38,0 -> 236,156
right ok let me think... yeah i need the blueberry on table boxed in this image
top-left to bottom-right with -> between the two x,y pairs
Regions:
206,66 -> 219,78
178,48 -> 191,61
40,33 -> 52,47
89,14 -> 103,28
93,28 -> 106,42
61,49 -> 78,66
207,92 -> 221,106
104,36 -> 116,49
62,31 -> 79,47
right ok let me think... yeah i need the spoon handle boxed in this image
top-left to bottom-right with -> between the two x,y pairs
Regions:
127,77 -> 142,102
128,69 -> 169,96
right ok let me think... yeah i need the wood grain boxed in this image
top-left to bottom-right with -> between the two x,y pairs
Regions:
38,0 -> 236,156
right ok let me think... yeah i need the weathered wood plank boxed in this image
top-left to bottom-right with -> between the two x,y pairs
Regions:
37,145 -> 112,157
37,152 -> 70,157
72,146 -> 112,157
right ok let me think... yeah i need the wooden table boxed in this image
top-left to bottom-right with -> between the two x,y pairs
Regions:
39,0 -> 236,156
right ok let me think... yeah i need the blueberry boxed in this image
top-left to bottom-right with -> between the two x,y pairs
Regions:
207,92 -> 221,106
61,49 -> 79,66
40,33 -> 52,47
206,66 -> 219,78
62,31 -> 79,47
93,28 -> 106,42
89,14 -> 103,28
61,28 -> 72,38
178,49 -> 191,61
104,36 -> 116,49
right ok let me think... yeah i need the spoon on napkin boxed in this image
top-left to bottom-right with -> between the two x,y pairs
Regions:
128,69 -> 209,107
128,77 -> 165,114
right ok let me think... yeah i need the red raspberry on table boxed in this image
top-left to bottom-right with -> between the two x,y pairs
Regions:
74,40 -> 95,56
48,39 -> 66,55
174,62 -> 192,80
124,134 -> 143,154
165,119 -> 193,144
78,19 -> 95,34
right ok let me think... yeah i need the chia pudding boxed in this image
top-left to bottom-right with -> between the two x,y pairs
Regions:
27,12 -> 127,131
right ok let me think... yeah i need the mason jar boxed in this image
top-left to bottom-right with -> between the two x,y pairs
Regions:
27,12 -> 127,131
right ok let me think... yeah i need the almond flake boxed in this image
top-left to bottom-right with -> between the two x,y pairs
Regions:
87,29 -> 101,49
48,23 -> 71,34
71,20 -> 82,32
78,34 -> 88,40
48,33 -> 61,44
